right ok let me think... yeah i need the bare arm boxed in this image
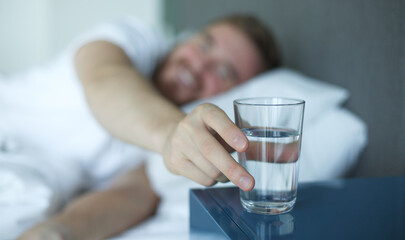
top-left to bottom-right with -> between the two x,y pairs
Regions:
75,41 -> 184,153
17,164 -> 159,240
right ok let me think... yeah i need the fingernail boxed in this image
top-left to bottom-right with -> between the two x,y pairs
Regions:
239,176 -> 253,191
234,136 -> 246,150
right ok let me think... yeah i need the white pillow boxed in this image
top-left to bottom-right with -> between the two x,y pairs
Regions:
298,108 -> 367,182
177,68 -> 367,182
182,68 -> 349,123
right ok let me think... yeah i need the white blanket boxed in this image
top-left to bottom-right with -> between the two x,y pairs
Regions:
0,65 -> 367,239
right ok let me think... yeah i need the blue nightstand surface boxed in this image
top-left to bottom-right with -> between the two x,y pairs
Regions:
190,176 -> 405,240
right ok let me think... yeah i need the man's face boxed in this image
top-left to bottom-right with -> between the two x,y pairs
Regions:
155,22 -> 265,105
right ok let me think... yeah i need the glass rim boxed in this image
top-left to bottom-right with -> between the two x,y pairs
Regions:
234,97 -> 305,106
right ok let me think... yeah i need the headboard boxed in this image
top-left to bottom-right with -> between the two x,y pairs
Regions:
163,0 -> 405,178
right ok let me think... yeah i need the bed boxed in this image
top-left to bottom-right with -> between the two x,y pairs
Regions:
0,0 -> 404,239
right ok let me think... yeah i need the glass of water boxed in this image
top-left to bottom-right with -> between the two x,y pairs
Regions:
234,97 -> 305,215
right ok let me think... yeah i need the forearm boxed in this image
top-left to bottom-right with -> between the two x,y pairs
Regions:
18,165 -> 160,240
56,186 -> 158,239
75,41 -> 185,153
82,65 -> 184,153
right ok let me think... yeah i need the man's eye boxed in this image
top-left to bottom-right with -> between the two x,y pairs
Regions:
200,42 -> 210,53
215,65 -> 231,81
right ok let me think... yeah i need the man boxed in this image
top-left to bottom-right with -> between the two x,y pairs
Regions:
18,14 -> 280,239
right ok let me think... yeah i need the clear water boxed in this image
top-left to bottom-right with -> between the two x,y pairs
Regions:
238,128 -> 301,214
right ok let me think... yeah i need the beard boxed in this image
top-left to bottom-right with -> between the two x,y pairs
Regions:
151,48 -> 199,106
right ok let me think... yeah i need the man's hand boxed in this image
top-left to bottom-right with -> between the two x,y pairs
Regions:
162,103 -> 255,191
17,219 -> 69,240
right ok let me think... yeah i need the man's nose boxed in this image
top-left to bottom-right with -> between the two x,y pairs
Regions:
190,50 -> 212,75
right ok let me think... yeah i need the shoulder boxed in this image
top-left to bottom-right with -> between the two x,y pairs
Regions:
73,16 -> 170,77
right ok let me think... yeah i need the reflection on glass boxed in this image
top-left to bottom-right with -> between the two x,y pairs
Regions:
254,213 -> 295,239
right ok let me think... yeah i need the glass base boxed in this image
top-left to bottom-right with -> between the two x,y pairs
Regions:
241,198 -> 296,215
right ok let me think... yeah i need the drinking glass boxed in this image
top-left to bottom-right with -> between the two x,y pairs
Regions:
234,97 -> 305,214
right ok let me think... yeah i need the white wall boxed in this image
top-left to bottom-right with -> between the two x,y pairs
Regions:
0,0 -> 164,74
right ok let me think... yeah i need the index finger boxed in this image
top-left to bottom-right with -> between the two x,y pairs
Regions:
194,129 -> 254,191
200,104 -> 248,153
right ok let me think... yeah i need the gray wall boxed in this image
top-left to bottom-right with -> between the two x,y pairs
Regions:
164,0 -> 405,178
